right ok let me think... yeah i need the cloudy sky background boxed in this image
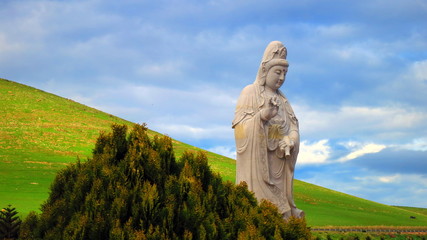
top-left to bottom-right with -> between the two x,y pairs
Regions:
1,0 -> 427,208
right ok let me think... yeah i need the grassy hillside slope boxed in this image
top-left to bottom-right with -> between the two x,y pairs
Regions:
394,206 -> 427,216
1,78 -> 426,227
294,181 -> 427,226
0,79 -> 234,214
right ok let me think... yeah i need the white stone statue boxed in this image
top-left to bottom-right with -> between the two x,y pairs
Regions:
232,41 -> 304,219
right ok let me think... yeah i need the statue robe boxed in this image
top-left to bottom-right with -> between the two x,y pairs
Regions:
232,83 -> 303,217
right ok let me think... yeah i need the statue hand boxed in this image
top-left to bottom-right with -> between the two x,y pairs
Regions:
279,136 -> 294,149
279,136 -> 294,158
269,96 -> 280,117
261,96 -> 279,120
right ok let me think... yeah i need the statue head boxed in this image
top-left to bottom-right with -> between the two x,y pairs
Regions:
255,41 -> 289,86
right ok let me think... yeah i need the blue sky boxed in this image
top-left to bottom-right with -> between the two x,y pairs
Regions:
1,0 -> 427,208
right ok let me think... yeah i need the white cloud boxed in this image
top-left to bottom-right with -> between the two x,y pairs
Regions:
378,175 -> 400,183
153,123 -> 232,141
114,84 -> 236,110
410,60 -> 427,82
338,142 -> 386,162
295,104 -> 427,141
297,139 -> 331,165
298,139 -> 387,165
207,146 -> 236,159
354,174 -> 401,184
305,170 -> 427,207
70,95 -> 95,106
397,138 -> 427,151
315,24 -> 357,39
331,44 -> 383,66
340,106 -> 425,129
378,59 -> 427,108
354,173 -> 427,187
136,60 -> 188,77
351,173 -> 427,207
0,34 -> 26,53
63,34 -> 117,58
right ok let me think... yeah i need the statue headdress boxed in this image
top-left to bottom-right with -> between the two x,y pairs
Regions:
254,41 -> 289,86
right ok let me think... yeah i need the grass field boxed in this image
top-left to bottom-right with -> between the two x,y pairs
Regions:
294,180 -> 427,226
0,78 -> 235,214
1,78 -> 427,227
394,206 -> 427,216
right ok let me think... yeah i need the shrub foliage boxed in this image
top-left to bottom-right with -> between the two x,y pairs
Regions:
0,205 -> 22,239
20,124 -> 311,240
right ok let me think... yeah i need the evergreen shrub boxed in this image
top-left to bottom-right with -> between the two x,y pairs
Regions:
20,124 -> 311,240
0,205 -> 21,240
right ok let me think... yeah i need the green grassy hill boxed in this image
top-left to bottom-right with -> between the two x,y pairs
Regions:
1,78 -> 427,227
394,206 -> 427,216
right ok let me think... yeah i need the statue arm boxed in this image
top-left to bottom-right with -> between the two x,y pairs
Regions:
287,122 -> 300,170
284,98 -> 300,147
289,129 -> 299,147
233,85 -> 263,154
232,85 -> 257,128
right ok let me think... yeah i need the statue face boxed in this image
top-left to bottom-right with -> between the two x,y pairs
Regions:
265,65 -> 287,91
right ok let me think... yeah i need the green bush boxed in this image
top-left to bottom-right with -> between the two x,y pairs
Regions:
18,211 -> 39,240
21,123 -> 311,239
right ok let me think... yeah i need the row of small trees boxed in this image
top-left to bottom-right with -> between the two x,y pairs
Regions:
13,124 -> 311,239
